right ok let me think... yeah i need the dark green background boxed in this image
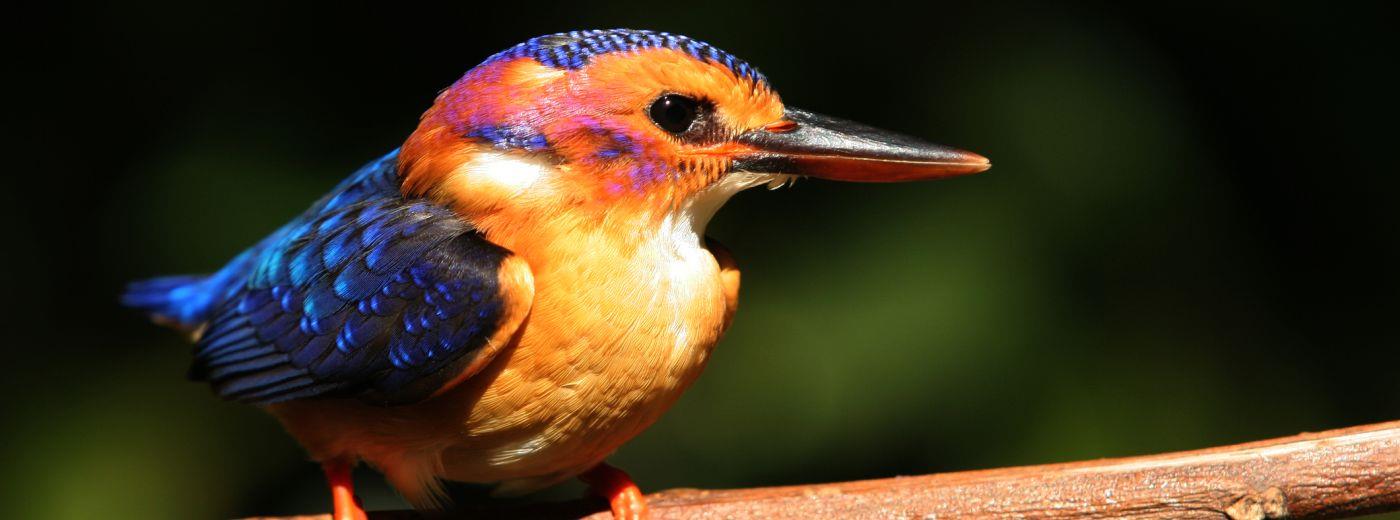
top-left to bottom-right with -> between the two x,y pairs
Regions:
8,1 -> 1397,518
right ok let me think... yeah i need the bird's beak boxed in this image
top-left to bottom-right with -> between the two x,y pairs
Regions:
731,108 -> 990,182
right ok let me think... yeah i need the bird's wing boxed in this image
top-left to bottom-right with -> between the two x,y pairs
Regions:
190,195 -> 533,406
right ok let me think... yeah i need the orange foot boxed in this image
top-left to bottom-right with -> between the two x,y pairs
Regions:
580,462 -> 647,519
322,457 -> 369,520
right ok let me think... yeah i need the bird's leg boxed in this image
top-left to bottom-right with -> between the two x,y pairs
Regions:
321,457 -> 368,520
579,462 -> 647,519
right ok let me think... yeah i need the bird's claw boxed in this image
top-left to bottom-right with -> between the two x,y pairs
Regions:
581,462 -> 649,520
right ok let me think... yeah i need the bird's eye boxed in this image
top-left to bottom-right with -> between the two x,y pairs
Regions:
648,94 -> 701,134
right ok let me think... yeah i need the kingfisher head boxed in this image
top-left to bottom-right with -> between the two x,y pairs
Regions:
400,29 -> 988,240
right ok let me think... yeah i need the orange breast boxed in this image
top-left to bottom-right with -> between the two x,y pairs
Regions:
434,217 -> 740,491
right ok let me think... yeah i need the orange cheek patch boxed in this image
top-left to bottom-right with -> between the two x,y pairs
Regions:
551,49 -> 783,207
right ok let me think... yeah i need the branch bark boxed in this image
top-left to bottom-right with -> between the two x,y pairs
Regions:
257,420 -> 1400,520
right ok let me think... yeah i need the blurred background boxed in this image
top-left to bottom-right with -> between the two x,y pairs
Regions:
8,1 -> 1397,518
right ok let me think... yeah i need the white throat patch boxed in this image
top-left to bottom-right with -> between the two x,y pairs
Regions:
682,172 -> 796,237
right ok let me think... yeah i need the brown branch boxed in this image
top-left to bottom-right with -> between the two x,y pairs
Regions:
255,420 -> 1400,520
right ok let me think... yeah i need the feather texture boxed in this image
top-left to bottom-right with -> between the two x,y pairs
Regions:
193,198 -> 517,405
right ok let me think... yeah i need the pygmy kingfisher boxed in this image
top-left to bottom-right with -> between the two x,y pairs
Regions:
125,29 -> 990,519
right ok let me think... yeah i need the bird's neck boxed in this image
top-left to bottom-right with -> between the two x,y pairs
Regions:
444,156 -> 779,266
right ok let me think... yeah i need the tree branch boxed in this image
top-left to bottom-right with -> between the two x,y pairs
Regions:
257,420 -> 1400,520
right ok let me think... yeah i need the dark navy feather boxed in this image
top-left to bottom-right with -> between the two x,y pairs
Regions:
126,150 -> 519,405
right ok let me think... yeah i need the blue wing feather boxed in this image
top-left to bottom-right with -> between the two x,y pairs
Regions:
126,150 -> 521,405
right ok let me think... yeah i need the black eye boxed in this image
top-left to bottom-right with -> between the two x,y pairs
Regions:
648,94 -> 700,134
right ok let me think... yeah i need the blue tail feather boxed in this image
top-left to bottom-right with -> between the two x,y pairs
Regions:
123,250 -> 259,329
123,274 -> 221,328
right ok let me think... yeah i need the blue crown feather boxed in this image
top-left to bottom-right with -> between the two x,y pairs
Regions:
484,29 -> 767,85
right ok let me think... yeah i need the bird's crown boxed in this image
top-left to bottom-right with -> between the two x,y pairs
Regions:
484,29 -> 767,85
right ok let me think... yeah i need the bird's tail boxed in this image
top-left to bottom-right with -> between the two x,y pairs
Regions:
122,274 -> 222,331
124,246 -> 261,332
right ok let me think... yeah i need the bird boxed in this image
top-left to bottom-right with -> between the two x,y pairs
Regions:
123,29 -> 989,520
